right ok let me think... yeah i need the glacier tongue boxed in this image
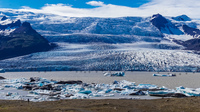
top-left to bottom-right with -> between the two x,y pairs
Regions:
0,42 -> 199,72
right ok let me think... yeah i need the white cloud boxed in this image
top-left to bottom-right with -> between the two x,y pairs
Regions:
3,0 -> 200,18
140,0 -> 200,18
86,1 -> 105,7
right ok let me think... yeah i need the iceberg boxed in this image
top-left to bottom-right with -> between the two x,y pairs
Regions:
0,76 -> 198,102
176,86 -> 200,97
104,72 -> 125,77
78,90 -> 92,95
153,74 -> 176,77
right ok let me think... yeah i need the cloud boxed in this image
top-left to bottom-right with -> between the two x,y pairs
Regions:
86,1 -> 105,7
8,0 -> 200,18
140,0 -> 200,18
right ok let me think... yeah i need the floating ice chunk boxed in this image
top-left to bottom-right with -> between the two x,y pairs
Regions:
47,96 -> 60,100
38,83 -> 44,87
120,90 -> 133,95
129,90 -> 146,95
104,94 -> 114,97
105,89 -> 112,93
153,74 -> 176,77
111,72 -> 125,77
148,90 -> 175,95
104,72 -> 125,77
79,90 -> 92,94
31,90 -> 53,95
119,80 -> 135,86
176,87 -> 200,97
6,92 -> 12,96
136,84 -> 158,90
103,72 -> 111,76
113,81 -> 119,84
4,85 -> 13,88
26,94 -> 40,97
15,84 -> 24,89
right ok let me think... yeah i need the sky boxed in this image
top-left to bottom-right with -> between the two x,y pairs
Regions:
0,0 -> 200,18
0,0 -> 150,9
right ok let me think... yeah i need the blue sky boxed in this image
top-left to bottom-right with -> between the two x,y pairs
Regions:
0,0 -> 149,9
0,0 -> 199,18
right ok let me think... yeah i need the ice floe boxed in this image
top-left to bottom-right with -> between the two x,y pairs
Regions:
0,77 -> 198,102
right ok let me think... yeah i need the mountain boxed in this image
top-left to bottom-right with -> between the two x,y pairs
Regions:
0,10 -> 200,71
150,14 -> 184,35
182,25 -> 200,38
0,17 -> 54,60
172,15 -> 191,21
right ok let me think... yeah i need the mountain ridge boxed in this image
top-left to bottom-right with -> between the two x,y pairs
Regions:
0,16 -> 55,60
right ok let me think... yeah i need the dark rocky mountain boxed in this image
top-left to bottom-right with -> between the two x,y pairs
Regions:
1,16 -> 8,21
182,25 -> 200,37
172,15 -> 191,21
0,16 -> 21,31
150,14 -> 183,35
150,14 -> 168,30
182,38 -> 200,51
0,21 -> 54,60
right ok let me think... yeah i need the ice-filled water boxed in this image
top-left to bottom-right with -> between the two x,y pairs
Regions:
1,71 -> 200,89
0,71 -> 199,101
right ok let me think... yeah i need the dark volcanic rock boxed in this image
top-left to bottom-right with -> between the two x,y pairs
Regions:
30,77 -> 40,82
56,80 -> 83,84
149,93 -> 187,98
171,93 -> 187,98
0,76 -> 5,80
23,85 -> 35,90
113,88 -> 125,91
39,84 -> 53,90
0,22 -> 55,60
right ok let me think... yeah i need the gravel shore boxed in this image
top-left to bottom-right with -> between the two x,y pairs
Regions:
0,97 -> 199,112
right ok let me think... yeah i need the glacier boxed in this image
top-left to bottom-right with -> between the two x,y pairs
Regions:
0,42 -> 198,72
0,10 -> 200,71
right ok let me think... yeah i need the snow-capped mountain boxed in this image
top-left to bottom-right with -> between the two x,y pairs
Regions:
0,9 -> 200,71
0,10 -> 199,44
0,16 -> 54,60
0,16 -> 21,35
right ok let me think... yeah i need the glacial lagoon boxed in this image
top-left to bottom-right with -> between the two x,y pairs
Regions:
1,71 -> 199,89
0,71 -> 199,102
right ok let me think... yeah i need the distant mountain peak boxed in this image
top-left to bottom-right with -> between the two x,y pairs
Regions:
22,22 -> 31,27
150,14 -> 183,35
182,25 -> 200,37
150,14 -> 168,30
0,20 -> 54,60
11,21 -> 37,35
1,16 -> 8,21
172,15 -> 191,21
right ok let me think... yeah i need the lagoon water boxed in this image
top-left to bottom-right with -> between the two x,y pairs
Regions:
1,71 -> 200,89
